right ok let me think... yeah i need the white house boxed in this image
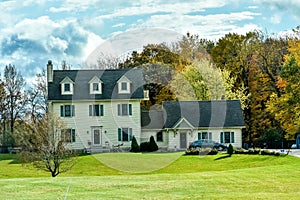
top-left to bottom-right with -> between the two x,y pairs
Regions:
141,100 -> 245,151
47,61 -> 245,152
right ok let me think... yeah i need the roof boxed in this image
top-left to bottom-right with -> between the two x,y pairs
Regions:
162,100 -> 245,128
141,110 -> 164,130
48,68 -> 145,101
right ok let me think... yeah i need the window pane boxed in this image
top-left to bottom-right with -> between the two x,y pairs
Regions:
202,132 -> 208,140
122,128 -> 128,141
225,132 -> 230,143
121,82 -> 127,90
198,132 -> 201,140
62,129 -> 71,143
93,83 -> 99,91
94,105 -> 100,116
157,131 -> 163,142
64,83 -> 70,92
122,104 -> 128,116
65,105 -> 71,117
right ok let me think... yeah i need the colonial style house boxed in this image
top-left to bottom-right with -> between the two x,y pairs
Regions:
47,61 -> 245,152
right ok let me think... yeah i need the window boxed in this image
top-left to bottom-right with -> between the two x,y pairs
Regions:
220,131 -> 234,143
64,83 -> 70,92
93,83 -> 99,91
156,131 -> 163,142
117,76 -> 131,94
198,132 -> 212,140
60,77 -> 74,95
60,105 -> 75,117
118,128 -> 133,142
89,76 -> 102,94
117,104 -> 132,116
89,104 -> 104,116
121,82 -> 127,90
61,129 -> 76,143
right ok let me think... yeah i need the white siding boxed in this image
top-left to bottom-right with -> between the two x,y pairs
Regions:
51,100 -> 141,150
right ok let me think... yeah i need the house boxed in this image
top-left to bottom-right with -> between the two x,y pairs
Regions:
47,60 -> 245,152
47,60 -> 147,153
142,100 -> 245,150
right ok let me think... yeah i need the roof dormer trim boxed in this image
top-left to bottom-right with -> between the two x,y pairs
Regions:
89,76 -> 103,94
117,75 -> 131,94
60,76 -> 74,95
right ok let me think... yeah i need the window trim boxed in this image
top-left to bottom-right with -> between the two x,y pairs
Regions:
61,129 -> 76,143
198,132 -> 212,140
220,131 -> 235,143
156,131 -> 163,142
89,104 -> 104,116
60,77 -> 74,95
118,128 -> 133,142
117,104 -> 132,116
60,105 -> 75,117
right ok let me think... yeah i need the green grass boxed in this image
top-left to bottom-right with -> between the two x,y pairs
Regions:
1,153 -> 300,199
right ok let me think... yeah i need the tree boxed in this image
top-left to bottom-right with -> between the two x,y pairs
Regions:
148,135 -> 158,152
227,144 -> 234,156
26,70 -> 47,123
20,112 -> 76,177
3,64 -> 26,140
130,135 -> 140,152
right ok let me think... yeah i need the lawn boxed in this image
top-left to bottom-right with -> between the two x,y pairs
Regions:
1,153 -> 300,199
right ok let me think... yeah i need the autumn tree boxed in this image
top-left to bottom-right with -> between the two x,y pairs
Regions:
20,112 -> 77,177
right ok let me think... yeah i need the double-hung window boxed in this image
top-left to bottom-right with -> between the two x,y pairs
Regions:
220,131 -> 235,143
198,132 -> 212,140
118,128 -> 133,142
61,129 -> 76,143
89,104 -> 104,116
117,104 -> 132,116
60,105 -> 75,117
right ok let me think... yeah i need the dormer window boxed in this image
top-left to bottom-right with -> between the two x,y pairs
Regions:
60,76 -> 74,95
89,76 -> 102,94
117,76 -> 131,94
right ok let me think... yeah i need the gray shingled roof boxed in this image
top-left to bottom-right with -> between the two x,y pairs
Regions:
48,68 -> 144,100
141,110 -> 164,130
162,100 -> 245,128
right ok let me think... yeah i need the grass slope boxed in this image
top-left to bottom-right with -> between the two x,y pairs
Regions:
1,153 -> 300,199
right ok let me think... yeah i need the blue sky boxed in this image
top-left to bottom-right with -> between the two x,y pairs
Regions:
0,0 -> 299,84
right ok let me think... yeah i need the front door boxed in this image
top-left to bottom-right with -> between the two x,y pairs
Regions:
180,132 -> 187,149
93,128 -> 102,145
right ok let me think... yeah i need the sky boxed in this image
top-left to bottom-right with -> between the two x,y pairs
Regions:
0,0 -> 299,84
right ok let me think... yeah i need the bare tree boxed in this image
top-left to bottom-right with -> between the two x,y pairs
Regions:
3,65 -> 26,138
21,112 -> 76,177
27,70 -> 47,123
96,52 -> 124,69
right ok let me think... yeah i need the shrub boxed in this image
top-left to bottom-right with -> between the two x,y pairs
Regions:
130,135 -> 140,152
140,142 -> 150,152
227,144 -> 234,156
185,148 -> 218,156
148,136 -> 158,152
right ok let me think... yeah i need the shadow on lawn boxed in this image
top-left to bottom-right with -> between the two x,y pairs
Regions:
214,154 -> 231,160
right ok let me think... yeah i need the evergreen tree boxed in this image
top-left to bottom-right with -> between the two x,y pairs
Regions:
130,135 -> 140,152
149,135 -> 158,152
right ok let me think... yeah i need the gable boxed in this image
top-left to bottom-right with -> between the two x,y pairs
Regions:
173,118 -> 194,129
88,76 -> 103,83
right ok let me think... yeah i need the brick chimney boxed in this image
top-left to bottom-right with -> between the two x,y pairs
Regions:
47,60 -> 53,83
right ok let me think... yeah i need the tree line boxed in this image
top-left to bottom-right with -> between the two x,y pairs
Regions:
1,29 -> 300,150
97,30 -> 300,148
